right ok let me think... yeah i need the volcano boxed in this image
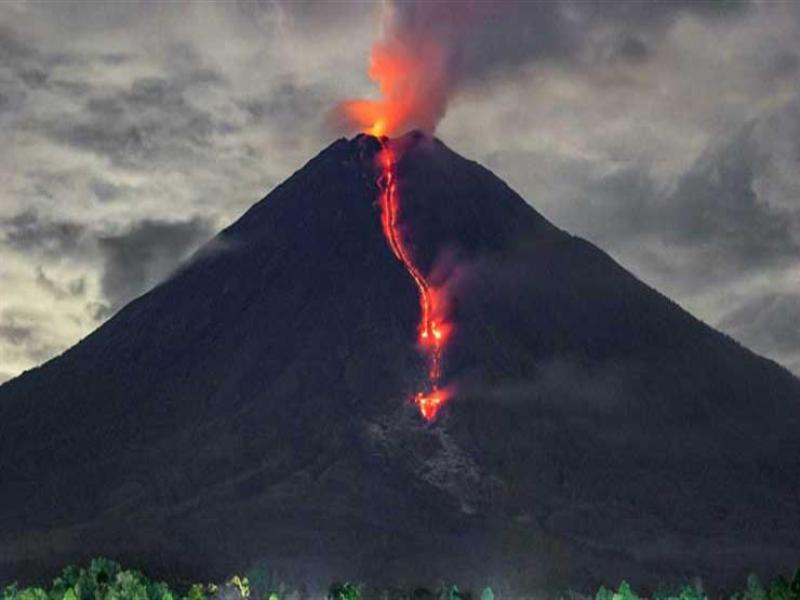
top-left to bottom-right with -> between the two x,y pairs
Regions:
1,132 -> 799,593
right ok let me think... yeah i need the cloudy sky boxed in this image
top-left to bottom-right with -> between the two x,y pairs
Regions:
1,0 -> 799,383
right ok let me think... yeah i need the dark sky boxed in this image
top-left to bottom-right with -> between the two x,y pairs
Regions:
1,0 -> 799,382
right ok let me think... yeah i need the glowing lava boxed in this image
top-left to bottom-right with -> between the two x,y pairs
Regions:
338,1 -> 456,419
376,140 -> 451,421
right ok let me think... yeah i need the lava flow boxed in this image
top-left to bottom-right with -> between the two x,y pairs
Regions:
375,140 -> 451,421
340,1 -> 454,419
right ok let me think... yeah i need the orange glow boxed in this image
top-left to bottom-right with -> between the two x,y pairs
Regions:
415,388 -> 450,422
369,119 -> 387,138
339,26 -> 448,137
376,140 -> 452,421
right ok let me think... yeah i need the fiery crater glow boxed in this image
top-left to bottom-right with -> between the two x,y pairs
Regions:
339,9 -> 448,138
376,141 -> 451,421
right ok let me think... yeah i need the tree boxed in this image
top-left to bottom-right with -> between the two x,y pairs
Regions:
326,582 -> 359,600
790,569 -> 800,600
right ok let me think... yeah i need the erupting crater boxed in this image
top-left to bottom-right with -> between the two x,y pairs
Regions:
375,138 -> 451,421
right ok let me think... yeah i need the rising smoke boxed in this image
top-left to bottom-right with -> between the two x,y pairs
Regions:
335,0 -> 747,137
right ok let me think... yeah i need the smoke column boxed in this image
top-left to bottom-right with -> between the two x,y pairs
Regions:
338,1 -> 478,136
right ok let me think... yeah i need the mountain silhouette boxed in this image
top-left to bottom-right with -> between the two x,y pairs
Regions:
1,132 -> 799,593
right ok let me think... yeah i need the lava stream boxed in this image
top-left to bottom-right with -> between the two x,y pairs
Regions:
376,140 -> 451,421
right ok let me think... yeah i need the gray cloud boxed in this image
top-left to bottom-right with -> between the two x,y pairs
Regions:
1,211 -> 87,258
89,178 -> 131,203
719,292 -> 800,374
98,217 -> 213,314
49,73 -> 228,170
663,129 -> 800,274
0,321 -> 33,346
512,98 -> 800,298
0,25 -> 33,62
392,0 -> 749,89
0,23 -> 116,112
770,51 -> 799,79
238,79 -> 327,134
35,267 -> 85,301
616,35 -> 651,63
673,112 -> 797,281
0,307 -> 62,371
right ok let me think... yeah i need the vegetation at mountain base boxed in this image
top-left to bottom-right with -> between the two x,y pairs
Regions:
2,559 -> 800,600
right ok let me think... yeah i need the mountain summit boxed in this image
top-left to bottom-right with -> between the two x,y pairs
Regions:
1,132 -> 799,592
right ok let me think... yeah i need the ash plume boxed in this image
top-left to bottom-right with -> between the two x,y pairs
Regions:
336,0 -> 748,136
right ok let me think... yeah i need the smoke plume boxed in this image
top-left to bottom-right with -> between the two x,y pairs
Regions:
337,1 -> 481,136
335,0 -> 748,137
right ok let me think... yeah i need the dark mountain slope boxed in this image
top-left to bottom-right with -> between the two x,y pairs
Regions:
1,132 -> 799,593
